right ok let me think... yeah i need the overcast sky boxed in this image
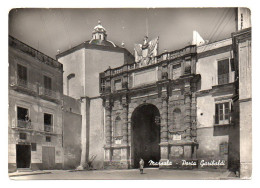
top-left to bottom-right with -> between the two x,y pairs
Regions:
9,8 -> 236,59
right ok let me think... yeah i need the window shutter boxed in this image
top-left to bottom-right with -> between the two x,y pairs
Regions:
224,102 -> 229,120
215,104 -> 219,124
218,59 -> 229,75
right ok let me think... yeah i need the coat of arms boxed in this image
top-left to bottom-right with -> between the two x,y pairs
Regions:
134,36 -> 159,67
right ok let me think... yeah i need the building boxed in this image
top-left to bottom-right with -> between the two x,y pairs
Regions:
8,36 -> 64,172
196,38 -> 237,170
56,21 -> 134,169
232,27 -> 252,178
100,37 -> 200,169
99,34 -> 240,170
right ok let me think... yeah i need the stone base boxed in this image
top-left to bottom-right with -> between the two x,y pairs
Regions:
8,163 -> 16,173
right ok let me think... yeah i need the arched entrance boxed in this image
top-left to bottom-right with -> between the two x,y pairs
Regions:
131,104 -> 160,168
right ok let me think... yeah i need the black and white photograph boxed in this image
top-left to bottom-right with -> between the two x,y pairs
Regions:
6,5 -> 253,181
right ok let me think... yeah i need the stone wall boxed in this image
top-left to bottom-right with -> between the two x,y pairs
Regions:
63,95 -> 82,170
89,97 -> 105,169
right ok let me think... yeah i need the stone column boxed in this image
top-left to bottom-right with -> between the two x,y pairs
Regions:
184,94 -> 191,139
184,81 -> 192,140
122,99 -> 128,145
183,81 -> 192,161
76,97 -> 89,170
161,95 -> 168,142
160,95 -> 169,165
104,101 -> 112,163
121,97 -> 129,168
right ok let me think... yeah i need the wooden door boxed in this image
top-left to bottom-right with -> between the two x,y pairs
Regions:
42,146 -> 55,169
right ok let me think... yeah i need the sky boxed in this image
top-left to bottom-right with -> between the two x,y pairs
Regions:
9,8 -> 236,59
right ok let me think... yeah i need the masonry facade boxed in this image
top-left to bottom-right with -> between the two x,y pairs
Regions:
8,36 -> 63,172
100,42 -> 201,169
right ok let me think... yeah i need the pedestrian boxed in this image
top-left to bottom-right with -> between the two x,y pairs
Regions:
139,158 -> 144,174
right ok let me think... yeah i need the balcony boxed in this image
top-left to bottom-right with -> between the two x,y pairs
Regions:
213,72 -> 235,86
10,78 -> 38,94
213,114 -> 231,126
44,124 -> 53,132
39,87 -> 61,102
16,119 -> 33,129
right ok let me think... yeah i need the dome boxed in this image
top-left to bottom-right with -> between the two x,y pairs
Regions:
89,39 -> 116,47
89,20 -> 117,47
93,20 -> 106,34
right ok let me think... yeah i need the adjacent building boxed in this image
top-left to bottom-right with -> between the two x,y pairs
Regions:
8,36 -> 64,172
232,27 -> 252,178
196,38 -> 237,170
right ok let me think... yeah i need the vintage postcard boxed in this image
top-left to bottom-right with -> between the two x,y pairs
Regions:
8,7 -> 251,180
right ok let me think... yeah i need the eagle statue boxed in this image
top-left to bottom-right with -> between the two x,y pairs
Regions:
134,36 -> 159,66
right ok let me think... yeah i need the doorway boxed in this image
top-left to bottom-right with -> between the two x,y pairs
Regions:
131,104 -> 160,168
42,146 -> 55,169
16,144 -> 31,169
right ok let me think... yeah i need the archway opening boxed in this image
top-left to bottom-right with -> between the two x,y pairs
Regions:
131,104 -> 160,168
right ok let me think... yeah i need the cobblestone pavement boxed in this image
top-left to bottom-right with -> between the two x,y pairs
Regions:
9,168 -> 237,180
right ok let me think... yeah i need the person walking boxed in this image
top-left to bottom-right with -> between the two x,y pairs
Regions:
139,158 -> 144,174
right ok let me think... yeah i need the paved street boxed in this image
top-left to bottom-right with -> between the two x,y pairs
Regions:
9,168 -> 236,180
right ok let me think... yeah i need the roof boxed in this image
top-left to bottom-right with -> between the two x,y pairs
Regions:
89,39 -> 116,47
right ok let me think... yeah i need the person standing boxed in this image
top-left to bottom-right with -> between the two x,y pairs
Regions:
139,158 -> 144,174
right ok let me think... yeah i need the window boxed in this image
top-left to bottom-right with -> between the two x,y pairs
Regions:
17,107 -> 30,128
17,107 -> 28,121
218,59 -> 230,85
44,75 -> 52,90
114,79 -> 122,91
19,133 -> 27,140
100,78 -> 105,92
215,102 -> 230,125
173,108 -> 182,129
114,116 -> 122,137
44,113 -> 53,132
220,143 -> 228,156
46,136 -> 51,142
184,60 -> 191,74
31,143 -> 37,151
172,64 -> 181,79
17,64 -> 27,85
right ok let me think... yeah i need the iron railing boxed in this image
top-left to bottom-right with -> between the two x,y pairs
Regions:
39,87 -> 60,100
213,114 -> 230,125
216,72 -> 235,85
11,78 -> 38,93
17,119 -> 33,129
218,73 -> 229,85
44,124 -> 53,132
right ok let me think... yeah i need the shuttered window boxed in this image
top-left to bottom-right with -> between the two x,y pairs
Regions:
218,59 -> 229,85
17,64 -> 27,81
44,76 -> 52,90
215,102 -> 230,125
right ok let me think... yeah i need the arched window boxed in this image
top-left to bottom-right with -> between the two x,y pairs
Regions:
173,108 -> 182,129
114,116 -> 122,137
